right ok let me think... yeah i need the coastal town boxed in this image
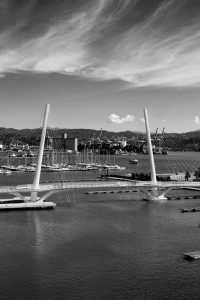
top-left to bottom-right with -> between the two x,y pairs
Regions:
1,125 -> 200,158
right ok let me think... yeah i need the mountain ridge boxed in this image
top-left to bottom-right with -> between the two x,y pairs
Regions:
0,127 -> 199,145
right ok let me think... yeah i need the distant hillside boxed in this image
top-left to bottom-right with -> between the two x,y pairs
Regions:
0,127 -> 199,146
181,130 -> 200,140
0,127 -> 144,144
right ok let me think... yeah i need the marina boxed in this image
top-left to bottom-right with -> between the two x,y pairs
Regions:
0,161 -> 126,173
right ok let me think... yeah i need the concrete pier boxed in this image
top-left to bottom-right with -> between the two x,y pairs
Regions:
183,251 -> 200,260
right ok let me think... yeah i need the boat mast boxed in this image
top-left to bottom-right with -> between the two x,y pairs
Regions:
31,104 -> 50,201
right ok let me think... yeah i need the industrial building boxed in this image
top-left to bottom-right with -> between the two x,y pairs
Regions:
51,133 -> 78,152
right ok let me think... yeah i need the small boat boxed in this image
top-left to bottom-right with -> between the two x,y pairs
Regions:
25,166 -> 36,172
1,165 -> 18,171
46,167 -> 70,172
42,164 -> 70,172
129,159 -> 138,164
16,165 -> 27,171
0,168 -> 12,174
2,169 -> 12,175
102,164 -> 125,170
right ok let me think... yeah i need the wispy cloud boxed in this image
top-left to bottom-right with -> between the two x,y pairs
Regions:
140,117 -> 145,123
194,116 -> 200,125
108,113 -> 134,124
1,0 -> 200,87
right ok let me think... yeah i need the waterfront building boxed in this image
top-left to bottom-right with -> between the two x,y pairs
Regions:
64,136 -> 78,152
49,133 -> 78,152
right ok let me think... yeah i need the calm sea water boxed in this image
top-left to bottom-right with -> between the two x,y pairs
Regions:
1,153 -> 200,300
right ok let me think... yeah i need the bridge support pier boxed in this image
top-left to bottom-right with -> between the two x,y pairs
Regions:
0,190 -> 57,210
14,190 -> 58,203
39,190 -> 57,202
140,187 -> 172,201
11,192 -> 27,201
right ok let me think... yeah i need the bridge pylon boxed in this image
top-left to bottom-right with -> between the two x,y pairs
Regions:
0,104 -> 56,210
143,109 -> 171,201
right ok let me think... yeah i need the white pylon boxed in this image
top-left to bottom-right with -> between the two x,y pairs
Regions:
31,104 -> 50,201
142,109 -> 169,200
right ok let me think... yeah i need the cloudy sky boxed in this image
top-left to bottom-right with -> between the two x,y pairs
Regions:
0,0 -> 200,133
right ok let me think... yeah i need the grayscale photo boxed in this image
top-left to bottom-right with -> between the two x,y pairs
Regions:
0,1 -> 200,299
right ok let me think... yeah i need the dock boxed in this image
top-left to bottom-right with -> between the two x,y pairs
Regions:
183,251 -> 200,260
0,201 -> 56,210
168,196 -> 199,200
85,190 -> 138,195
180,207 -> 200,213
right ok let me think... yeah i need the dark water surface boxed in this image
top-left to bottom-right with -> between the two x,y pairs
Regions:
1,154 -> 200,300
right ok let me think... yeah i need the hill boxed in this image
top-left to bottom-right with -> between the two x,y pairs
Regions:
0,127 -> 199,147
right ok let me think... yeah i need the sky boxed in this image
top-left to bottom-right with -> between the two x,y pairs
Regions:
0,0 -> 200,133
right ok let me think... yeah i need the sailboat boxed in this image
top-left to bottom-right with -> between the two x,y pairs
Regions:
0,169 -> 12,175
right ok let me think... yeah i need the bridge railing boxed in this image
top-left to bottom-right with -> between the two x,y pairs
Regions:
1,180 -> 200,194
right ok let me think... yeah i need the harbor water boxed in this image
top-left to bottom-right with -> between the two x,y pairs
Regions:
1,153 -> 200,299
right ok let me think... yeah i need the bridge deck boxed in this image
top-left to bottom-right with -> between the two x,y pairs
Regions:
0,180 -> 200,194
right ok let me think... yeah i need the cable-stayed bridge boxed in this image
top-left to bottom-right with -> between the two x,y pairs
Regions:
1,178 -> 200,203
0,104 -> 200,209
